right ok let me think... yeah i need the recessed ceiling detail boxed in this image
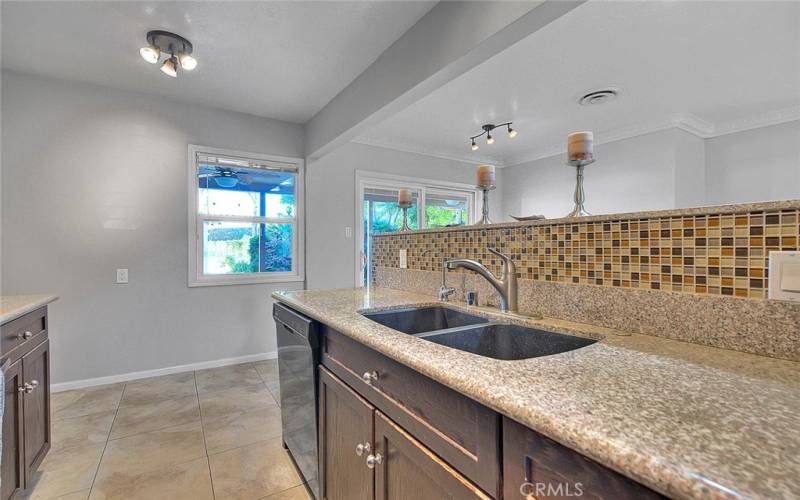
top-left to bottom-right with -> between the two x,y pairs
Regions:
578,88 -> 618,106
139,30 -> 197,78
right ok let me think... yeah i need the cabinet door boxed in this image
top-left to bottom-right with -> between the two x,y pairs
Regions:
1,359 -> 24,500
22,340 -> 50,479
318,366 -> 374,500
503,417 -> 664,500
374,411 -> 490,500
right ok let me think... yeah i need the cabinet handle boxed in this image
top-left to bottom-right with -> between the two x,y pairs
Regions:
21,382 -> 34,394
365,453 -> 383,469
355,442 -> 371,457
30,380 -> 39,389
362,371 -> 379,385
16,331 -> 33,340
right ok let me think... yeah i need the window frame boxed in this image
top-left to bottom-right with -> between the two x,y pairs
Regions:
355,170 -> 481,286
188,144 -> 305,287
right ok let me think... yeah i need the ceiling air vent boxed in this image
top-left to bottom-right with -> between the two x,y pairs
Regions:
579,89 -> 619,106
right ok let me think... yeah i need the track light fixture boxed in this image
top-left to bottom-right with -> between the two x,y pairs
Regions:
140,30 -> 197,77
469,122 -> 517,150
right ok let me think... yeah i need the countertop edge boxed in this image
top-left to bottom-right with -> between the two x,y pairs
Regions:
0,294 -> 59,324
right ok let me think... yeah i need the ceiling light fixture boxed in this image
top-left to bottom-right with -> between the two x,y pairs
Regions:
140,30 -> 197,77
469,122 -> 517,150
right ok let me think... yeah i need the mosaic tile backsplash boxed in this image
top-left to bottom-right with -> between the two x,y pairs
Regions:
372,203 -> 800,300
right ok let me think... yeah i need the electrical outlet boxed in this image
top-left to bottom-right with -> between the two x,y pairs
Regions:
769,251 -> 800,301
116,268 -> 129,284
399,249 -> 407,269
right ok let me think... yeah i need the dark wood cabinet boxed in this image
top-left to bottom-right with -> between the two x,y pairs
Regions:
322,327 -> 500,497
503,417 -> 664,500
22,340 -> 50,479
374,411 -> 490,500
319,366 -> 487,500
1,360 -> 25,500
319,366 -> 374,500
0,308 -> 52,500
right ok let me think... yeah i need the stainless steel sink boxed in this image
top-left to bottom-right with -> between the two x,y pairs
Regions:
361,306 -> 489,335
419,323 -> 597,360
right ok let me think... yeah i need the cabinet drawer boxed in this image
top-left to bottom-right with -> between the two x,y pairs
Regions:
503,417 -> 665,500
322,327 -> 500,498
0,308 -> 47,359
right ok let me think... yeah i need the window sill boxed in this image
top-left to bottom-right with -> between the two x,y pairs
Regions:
188,274 -> 305,288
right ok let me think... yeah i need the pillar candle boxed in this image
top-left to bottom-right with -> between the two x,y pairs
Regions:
398,188 -> 413,205
477,165 -> 496,188
568,131 -> 594,161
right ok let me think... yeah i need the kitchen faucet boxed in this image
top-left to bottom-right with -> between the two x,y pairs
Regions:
442,247 -> 518,313
437,258 -> 457,301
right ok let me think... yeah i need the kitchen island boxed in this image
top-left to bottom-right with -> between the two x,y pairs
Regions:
273,286 -> 800,500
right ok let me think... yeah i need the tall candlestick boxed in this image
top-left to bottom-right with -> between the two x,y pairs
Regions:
565,131 -> 595,217
477,165 -> 496,188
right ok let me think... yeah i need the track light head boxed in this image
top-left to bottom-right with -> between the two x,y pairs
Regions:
179,52 -> 197,70
471,139 -> 479,151
140,45 -> 160,64
486,133 -> 495,145
160,56 -> 178,77
508,125 -> 517,138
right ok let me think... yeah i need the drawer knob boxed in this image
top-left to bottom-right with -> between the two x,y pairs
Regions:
21,382 -> 34,394
16,331 -> 33,340
355,442 -> 371,457
365,453 -> 383,469
362,371 -> 379,385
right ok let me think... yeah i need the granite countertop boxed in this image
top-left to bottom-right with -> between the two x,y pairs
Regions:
272,286 -> 800,500
0,294 -> 59,324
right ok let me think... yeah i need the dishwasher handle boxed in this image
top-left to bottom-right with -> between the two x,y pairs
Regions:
273,302 -> 318,346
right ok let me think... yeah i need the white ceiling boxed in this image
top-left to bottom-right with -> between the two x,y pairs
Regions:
355,1 -> 800,166
1,1 -> 435,123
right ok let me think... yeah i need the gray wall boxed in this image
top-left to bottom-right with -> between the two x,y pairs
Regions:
502,125 -> 800,219
306,142 -> 503,290
1,71 -> 305,384
705,120 -> 800,205
502,130 -> 679,220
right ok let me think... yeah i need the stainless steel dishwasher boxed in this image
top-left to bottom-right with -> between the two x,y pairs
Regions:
273,302 -> 319,499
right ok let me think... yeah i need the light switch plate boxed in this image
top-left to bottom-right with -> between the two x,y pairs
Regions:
399,249 -> 407,269
345,226 -> 352,238
768,251 -> 800,301
116,268 -> 129,284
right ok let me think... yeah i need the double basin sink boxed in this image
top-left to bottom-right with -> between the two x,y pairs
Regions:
362,306 -> 596,361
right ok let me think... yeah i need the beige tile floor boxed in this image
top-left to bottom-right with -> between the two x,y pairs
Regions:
27,360 -> 312,500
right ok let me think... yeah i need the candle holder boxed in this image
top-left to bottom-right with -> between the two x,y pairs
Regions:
398,200 -> 413,231
565,157 -> 595,217
474,184 -> 496,225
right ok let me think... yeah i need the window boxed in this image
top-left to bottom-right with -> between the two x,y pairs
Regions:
188,145 -> 304,286
356,171 -> 479,285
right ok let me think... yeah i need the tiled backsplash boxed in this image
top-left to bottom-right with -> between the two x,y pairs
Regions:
372,201 -> 800,300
